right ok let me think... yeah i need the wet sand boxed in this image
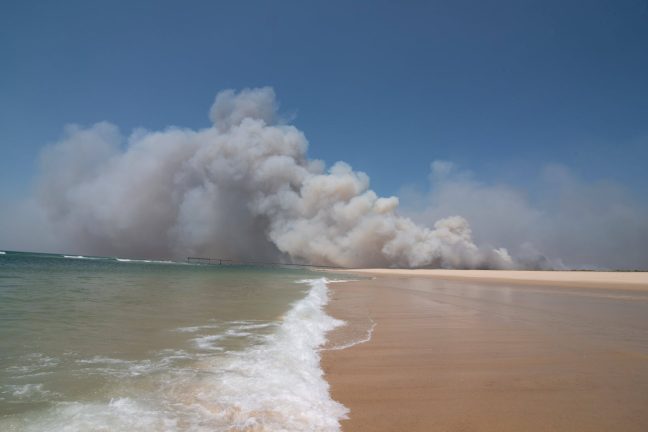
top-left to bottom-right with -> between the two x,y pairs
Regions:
323,271 -> 648,431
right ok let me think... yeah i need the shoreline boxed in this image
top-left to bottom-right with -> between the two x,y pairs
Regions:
338,268 -> 648,290
323,270 -> 648,431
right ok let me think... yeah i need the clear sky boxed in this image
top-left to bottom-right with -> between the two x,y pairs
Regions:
2,0 -> 647,200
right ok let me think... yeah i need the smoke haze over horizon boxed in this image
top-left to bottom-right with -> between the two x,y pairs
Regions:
401,161 -> 648,270
1,88 -> 646,270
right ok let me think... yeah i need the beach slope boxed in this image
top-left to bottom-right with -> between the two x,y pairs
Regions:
323,270 -> 648,431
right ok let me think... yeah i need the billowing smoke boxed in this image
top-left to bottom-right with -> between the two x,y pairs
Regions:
401,161 -> 648,270
29,87 -> 514,269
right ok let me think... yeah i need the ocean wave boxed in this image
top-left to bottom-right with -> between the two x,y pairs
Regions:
73,351 -> 196,378
175,278 -> 348,431
6,353 -> 60,374
192,334 -> 227,351
0,278 -> 348,431
174,323 -> 222,333
1,384 -> 60,401
233,322 -> 275,331
115,257 -> 176,264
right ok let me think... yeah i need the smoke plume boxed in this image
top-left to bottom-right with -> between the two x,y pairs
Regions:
27,87 -> 514,268
401,161 -> 648,270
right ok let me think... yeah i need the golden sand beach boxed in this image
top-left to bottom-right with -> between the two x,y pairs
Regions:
323,270 -> 648,432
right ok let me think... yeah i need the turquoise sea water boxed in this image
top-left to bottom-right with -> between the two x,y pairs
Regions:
0,251 -> 348,431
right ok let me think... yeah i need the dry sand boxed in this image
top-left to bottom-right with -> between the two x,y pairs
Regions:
323,270 -> 648,431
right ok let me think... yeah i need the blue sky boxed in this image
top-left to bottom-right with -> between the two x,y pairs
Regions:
2,0 -> 647,200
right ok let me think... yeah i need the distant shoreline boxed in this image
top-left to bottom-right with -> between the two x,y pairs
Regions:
336,268 -> 648,290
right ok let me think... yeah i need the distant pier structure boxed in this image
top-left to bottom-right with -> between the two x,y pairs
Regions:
187,257 -> 233,265
186,256 -> 346,269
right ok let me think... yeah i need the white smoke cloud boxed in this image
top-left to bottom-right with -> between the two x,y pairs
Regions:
3,87 -> 515,269
401,161 -> 648,270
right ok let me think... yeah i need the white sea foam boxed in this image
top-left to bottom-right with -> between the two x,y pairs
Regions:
181,278 -> 348,431
317,278 -> 376,351
73,351 -> 195,378
325,319 -> 376,351
183,321 -> 273,353
192,334 -> 227,351
0,278 -> 348,431
233,322 -> 275,330
0,250 -> 6,254
115,257 -> 176,264
63,254 -> 108,260
175,323 -> 222,333
3,384 -> 58,400
321,277 -> 369,286
8,398 -> 179,431
76,356 -> 134,365
7,353 -> 60,374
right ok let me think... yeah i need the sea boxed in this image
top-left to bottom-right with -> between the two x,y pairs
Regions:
0,250 -> 354,431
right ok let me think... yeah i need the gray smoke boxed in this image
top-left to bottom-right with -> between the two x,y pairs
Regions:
401,161 -> 648,270
26,87 -> 514,268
